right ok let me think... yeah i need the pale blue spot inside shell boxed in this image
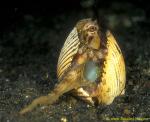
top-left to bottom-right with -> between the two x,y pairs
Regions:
84,61 -> 100,82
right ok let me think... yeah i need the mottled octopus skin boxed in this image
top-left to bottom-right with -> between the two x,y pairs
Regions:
19,19 -> 126,115
57,19 -> 126,105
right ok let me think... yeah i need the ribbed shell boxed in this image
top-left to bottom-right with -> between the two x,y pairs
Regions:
57,27 -> 80,79
97,31 -> 126,105
56,24 -> 126,105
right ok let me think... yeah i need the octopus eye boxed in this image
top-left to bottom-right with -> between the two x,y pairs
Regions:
88,26 -> 96,32
84,61 -> 100,82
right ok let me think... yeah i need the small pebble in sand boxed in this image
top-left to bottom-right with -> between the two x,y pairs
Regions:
61,116 -> 67,122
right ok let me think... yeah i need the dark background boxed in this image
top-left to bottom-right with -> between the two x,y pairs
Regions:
0,0 -> 150,122
0,0 -> 150,31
